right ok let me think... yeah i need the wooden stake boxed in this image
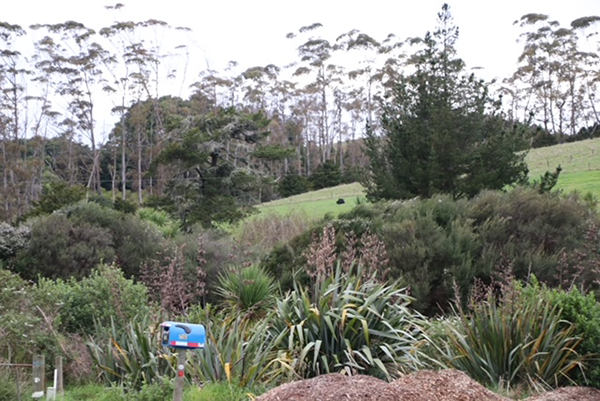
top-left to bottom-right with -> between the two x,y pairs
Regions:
55,356 -> 63,396
32,355 -> 45,397
173,349 -> 187,401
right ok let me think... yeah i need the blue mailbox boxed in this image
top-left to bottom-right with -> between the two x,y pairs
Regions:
161,321 -> 206,349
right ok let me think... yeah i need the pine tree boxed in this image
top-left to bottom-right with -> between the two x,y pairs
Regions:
364,4 -> 528,201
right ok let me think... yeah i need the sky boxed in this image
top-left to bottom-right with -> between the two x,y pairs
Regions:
4,0 -> 599,79
2,0 -> 599,136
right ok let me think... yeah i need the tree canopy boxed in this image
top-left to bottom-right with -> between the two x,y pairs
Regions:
363,4 -> 529,201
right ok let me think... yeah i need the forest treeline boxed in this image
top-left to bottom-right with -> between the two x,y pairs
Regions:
0,5 -> 599,222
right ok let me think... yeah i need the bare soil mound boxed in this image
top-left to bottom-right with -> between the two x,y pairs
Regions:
256,370 -> 600,401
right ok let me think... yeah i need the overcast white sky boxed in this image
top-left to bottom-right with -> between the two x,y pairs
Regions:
2,0 -> 599,137
4,0 -> 599,81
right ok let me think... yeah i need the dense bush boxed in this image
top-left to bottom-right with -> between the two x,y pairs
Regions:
0,222 -> 29,260
23,179 -> 86,219
262,188 -> 598,315
12,213 -> 115,280
217,265 -> 277,323
187,305 -> 282,388
9,201 -> 165,280
0,269 -> 64,364
53,263 -> 150,335
87,317 -> 173,389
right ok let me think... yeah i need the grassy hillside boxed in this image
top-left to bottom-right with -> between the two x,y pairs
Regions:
247,137 -> 600,226
256,182 -> 365,219
525,138 -> 600,197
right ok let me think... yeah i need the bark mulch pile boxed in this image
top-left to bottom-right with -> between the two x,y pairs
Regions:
255,369 -> 600,401
525,387 -> 600,401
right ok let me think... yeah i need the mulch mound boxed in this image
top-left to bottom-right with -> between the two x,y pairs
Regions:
256,369 -> 600,401
392,369 -> 509,401
255,373 -> 411,401
524,387 -> 600,401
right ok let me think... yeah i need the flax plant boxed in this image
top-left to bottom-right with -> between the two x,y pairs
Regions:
442,280 -> 584,391
269,263 -> 430,381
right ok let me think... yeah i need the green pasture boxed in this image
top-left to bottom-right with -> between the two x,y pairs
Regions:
255,182 -> 366,219
525,137 -> 600,198
244,138 -> 600,227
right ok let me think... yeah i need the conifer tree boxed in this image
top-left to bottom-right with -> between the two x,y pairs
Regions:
364,4 -> 528,201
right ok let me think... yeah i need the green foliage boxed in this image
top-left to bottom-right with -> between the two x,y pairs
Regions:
12,213 -> 115,280
137,207 -> 181,238
252,144 -> 295,161
11,201 -> 164,280
184,381 -> 263,401
545,287 -> 600,387
54,263 -> 150,335
441,280 -> 583,391
25,180 -> 86,218
363,4 -> 528,201
186,305 -> 283,388
87,317 -> 174,389
217,265 -> 277,323
113,197 -> 138,214
150,107 -> 271,229
264,188 -> 597,315
61,384 -> 125,401
61,381 -> 174,401
0,369 -> 30,401
309,160 -> 342,190
268,264 -> 430,380
0,222 -> 29,259
277,173 -> 310,198
527,165 -> 562,193
0,268 -> 64,364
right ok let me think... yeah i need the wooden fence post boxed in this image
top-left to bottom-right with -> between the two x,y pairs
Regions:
173,349 -> 187,401
55,356 -> 64,396
32,355 -> 45,398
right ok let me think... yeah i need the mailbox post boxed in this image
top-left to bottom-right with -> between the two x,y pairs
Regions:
161,322 -> 205,401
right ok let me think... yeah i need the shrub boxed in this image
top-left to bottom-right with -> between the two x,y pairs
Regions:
268,264 -> 430,380
57,263 -> 150,335
0,222 -> 29,260
263,188 -> 599,315
87,317 -> 174,389
137,207 -> 180,238
0,269 -> 64,364
11,201 -> 165,280
0,369 -> 27,401
65,202 -> 165,278
24,180 -> 86,218
12,214 -> 115,280
545,287 -> 600,388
